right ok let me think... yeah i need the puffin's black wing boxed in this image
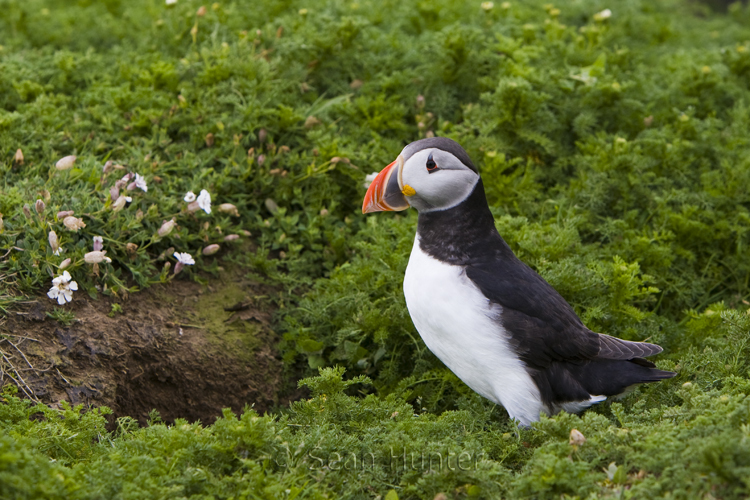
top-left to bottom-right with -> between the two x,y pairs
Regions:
464,255 -> 663,370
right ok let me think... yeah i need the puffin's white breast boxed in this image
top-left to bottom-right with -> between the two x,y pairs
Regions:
403,235 -> 543,426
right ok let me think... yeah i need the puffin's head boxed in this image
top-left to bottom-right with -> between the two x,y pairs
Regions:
362,137 -> 479,214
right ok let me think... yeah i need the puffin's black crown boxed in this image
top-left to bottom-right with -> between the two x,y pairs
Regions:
402,137 -> 478,173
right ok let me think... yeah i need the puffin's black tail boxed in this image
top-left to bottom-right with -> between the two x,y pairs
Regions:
568,358 -> 676,397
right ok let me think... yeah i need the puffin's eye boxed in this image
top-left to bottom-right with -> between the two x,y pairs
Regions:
426,152 -> 438,174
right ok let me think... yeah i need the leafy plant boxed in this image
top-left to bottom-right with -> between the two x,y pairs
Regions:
46,306 -> 76,326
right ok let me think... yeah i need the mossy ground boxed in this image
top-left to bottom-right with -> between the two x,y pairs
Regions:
3,0 -> 750,498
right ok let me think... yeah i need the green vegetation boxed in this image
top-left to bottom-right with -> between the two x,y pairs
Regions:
2,0 -> 750,497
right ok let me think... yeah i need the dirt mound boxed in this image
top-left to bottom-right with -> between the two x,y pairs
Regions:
0,272 -> 290,427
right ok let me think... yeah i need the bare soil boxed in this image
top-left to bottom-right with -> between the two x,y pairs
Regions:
0,271 -> 292,427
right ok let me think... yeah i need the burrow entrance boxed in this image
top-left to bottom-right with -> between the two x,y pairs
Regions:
1,271 -> 292,427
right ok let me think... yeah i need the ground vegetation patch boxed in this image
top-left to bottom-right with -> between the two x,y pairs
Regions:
2,0 -> 750,498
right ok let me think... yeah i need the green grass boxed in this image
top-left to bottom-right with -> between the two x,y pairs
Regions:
3,0 -> 750,498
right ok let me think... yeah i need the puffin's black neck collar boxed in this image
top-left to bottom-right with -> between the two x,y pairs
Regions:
416,179 -> 514,265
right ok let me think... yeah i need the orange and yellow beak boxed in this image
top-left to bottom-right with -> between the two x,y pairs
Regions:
362,156 -> 410,214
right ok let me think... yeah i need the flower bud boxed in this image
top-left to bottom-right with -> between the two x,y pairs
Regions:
186,201 -> 201,213
265,198 -> 279,213
59,258 -> 71,270
35,199 -> 45,214
93,236 -> 103,251
57,210 -> 74,219
63,216 -> 86,232
23,204 -> 31,218
49,231 -> 60,255
202,244 -> 220,255
14,149 -> 24,165
126,243 -> 138,254
569,429 -> 586,446
158,219 -> 176,237
85,251 -> 111,264
55,155 -> 76,170
594,8 -> 612,21
41,190 -> 51,201
224,234 -> 240,241
257,154 -> 266,166
218,203 -> 239,216
197,5 -> 206,16
258,128 -> 267,143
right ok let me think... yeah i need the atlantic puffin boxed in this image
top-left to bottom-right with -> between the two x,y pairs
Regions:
362,137 -> 675,426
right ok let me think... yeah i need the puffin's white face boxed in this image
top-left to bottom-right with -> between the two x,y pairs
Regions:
362,138 -> 480,214
399,148 -> 479,212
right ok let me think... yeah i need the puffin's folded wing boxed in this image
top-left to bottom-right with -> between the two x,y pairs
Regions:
596,334 -> 663,360
465,262 -> 601,366
465,259 -> 662,368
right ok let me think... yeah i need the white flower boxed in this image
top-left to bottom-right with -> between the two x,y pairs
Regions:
134,173 -> 148,192
197,189 -> 211,214
481,1 -> 494,11
184,191 -> 196,202
173,251 -> 195,276
363,172 -> 379,189
47,271 -> 78,305
93,236 -> 103,251
166,0 -> 177,5
127,173 -> 147,192
594,8 -> 611,21
174,252 -> 195,265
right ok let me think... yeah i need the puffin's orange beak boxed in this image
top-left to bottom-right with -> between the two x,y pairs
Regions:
362,156 -> 410,214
